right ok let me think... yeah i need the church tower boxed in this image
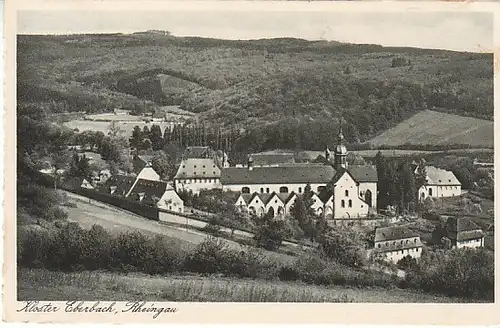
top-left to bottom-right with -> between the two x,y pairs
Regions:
334,122 -> 348,170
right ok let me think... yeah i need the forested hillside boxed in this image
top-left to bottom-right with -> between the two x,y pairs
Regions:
18,33 -> 493,146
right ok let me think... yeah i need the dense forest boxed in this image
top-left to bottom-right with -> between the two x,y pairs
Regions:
18,33 -> 493,148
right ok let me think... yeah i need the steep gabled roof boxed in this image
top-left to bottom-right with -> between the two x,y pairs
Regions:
425,166 -> 461,186
348,165 -> 378,183
318,190 -> 333,203
132,155 -> 154,174
375,226 -> 420,242
174,158 -> 221,179
239,193 -> 256,205
98,175 -> 137,197
276,192 -> 297,205
127,179 -> 168,199
446,217 -> 484,241
331,168 -> 359,186
221,164 -> 335,185
258,193 -> 276,205
183,146 -> 211,159
250,153 -> 296,166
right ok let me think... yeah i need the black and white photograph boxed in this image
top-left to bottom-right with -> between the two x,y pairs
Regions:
7,1 -> 496,319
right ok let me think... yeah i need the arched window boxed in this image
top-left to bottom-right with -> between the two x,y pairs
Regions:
429,188 -> 433,197
242,187 -> 250,194
341,200 -> 345,208
298,187 -> 302,193
345,190 -> 349,197
260,188 -> 264,193
364,190 -> 372,207
348,200 -> 352,208
266,188 -> 270,193
268,207 -> 275,217
279,186 -> 289,193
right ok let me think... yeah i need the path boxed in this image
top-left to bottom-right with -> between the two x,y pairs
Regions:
62,191 -> 296,264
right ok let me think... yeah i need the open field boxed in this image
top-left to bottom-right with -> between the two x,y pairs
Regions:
18,268 -> 467,303
368,110 -> 494,148
63,120 -> 181,134
63,191 -> 296,264
85,113 -> 148,121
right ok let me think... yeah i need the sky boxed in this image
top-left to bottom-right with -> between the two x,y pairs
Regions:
17,9 -> 493,52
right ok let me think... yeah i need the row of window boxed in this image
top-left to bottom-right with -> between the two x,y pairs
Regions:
386,248 -> 421,256
461,238 -> 482,244
378,238 -> 419,248
182,164 -> 217,169
340,199 -> 352,208
241,186 -> 326,194
182,171 -> 217,176
180,178 -> 220,184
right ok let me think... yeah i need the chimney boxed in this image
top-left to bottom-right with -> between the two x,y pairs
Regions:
248,155 -> 254,171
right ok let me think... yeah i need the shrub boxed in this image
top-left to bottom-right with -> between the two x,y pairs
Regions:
110,231 -> 154,273
184,236 -> 233,275
401,248 -> 494,301
293,252 -> 327,283
80,224 -> 112,271
278,265 -> 300,282
229,246 -> 279,279
17,227 -> 51,268
203,215 -> 223,235
46,206 -> 68,221
319,228 -> 368,268
253,212 -> 291,251
45,223 -> 87,271
397,255 -> 418,271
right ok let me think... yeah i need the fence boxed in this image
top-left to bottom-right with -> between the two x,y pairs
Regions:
158,209 -> 254,238
76,188 -> 160,221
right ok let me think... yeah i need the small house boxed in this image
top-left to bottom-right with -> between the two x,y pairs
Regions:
373,226 -> 423,264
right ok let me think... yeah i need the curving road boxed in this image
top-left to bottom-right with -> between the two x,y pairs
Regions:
62,190 -> 296,264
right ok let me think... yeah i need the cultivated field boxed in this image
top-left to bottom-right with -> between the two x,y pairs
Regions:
368,110 -> 494,148
18,268 -> 466,303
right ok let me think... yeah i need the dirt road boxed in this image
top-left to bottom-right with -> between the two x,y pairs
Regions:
63,191 -> 296,264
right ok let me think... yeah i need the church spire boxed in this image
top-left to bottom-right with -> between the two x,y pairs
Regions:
337,120 -> 344,143
334,118 -> 348,170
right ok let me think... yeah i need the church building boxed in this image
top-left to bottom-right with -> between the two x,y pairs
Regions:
224,125 -> 378,219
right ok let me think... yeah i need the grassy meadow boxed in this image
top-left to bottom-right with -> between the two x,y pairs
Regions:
368,110 -> 494,148
18,268 -> 466,303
